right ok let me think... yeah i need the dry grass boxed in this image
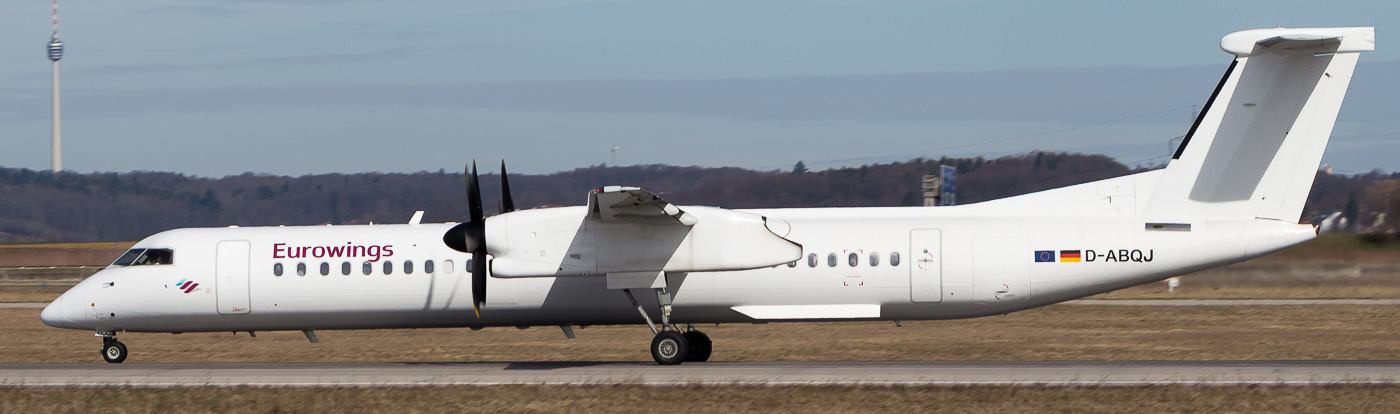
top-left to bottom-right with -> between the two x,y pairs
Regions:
1094,282 -> 1400,300
0,283 -> 72,303
1094,262 -> 1400,299
6,303 -> 1400,364
0,385 -> 1397,414
1110,287 -> 1400,299
0,241 -> 132,250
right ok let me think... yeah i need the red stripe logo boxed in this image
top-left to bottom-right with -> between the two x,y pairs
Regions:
175,279 -> 201,294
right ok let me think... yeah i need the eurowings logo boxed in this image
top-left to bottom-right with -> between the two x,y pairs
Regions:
175,279 -> 200,294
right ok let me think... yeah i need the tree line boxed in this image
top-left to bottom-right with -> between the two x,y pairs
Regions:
0,153 -> 1388,242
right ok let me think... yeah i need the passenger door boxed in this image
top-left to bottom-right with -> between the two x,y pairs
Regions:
216,240 -> 251,314
909,229 -> 942,302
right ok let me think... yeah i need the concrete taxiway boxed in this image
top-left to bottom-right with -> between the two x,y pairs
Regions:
8,299 -> 1400,309
1,361 -> 1397,386
1064,299 -> 1400,306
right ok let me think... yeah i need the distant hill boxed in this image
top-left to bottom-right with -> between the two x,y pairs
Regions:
0,153 -> 1385,242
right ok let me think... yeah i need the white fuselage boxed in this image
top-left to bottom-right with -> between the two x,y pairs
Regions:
42,189 -> 1315,334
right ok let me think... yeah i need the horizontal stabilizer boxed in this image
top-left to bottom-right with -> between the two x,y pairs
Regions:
1222,27 -> 1375,56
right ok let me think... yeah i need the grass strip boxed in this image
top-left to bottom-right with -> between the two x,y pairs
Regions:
1,384 -> 1398,413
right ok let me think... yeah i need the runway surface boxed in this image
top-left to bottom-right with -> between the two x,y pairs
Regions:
1064,299 -> 1400,306
0,303 -> 46,308
7,299 -> 1400,309
2,361 -> 1398,386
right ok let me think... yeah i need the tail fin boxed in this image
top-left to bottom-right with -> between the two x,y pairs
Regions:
1143,27 -> 1375,222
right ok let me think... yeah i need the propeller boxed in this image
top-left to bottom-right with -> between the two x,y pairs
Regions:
500,160 -> 516,213
467,163 -> 487,317
442,161 -> 518,318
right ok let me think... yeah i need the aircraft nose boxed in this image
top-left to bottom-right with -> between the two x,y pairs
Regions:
40,295 -> 65,329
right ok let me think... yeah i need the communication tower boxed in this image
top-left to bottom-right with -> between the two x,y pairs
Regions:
47,0 -> 64,172
920,165 -> 957,206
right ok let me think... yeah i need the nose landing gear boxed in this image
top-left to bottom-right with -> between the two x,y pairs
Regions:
99,334 -> 127,363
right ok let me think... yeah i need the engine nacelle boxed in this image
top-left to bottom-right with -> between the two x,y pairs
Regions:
486,206 -> 801,278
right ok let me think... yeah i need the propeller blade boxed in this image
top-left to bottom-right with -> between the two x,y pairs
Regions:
466,162 -> 489,317
500,160 -> 516,213
467,162 -> 484,224
471,245 -> 487,318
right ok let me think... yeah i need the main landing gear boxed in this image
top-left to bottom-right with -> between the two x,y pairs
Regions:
99,333 -> 127,363
624,288 -> 713,365
683,329 -> 712,362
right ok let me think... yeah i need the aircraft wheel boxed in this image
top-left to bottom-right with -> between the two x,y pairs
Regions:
101,340 -> 127,364
650,331 -> 688,365
683,330 -> 712,362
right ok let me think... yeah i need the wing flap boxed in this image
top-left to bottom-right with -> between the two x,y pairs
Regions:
731,304 -> 881,320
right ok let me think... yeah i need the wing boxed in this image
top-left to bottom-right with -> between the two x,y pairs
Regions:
587,186 -> 699,226
488,187 -> 800,278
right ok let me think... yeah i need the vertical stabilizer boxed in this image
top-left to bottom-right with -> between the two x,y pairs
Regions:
1143,27 -> 1374,222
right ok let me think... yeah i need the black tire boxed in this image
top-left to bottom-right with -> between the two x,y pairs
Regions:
101,340 -> 127,363
650,331 -> 688,365
683,330 -> 712,362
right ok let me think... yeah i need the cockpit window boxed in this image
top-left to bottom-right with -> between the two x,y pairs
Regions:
111,248 -> 174,266
112,249 -> 144,266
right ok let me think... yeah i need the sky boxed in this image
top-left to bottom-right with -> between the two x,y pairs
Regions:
0,0 -> 1397,177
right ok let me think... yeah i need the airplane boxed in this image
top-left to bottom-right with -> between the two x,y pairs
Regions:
42,27 -> 1376,364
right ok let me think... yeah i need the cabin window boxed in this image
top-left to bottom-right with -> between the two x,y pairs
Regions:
404,260 -> 414,274
273,263 -> 283,277
296,263 -> 307,277
341,262 -> 351,275
848,253 -> 858,267
383,261 -> 394,275
787,260 -> 797,268
111,248 -> 174,266
869,252 -> 880,267
466,259 -> 473,271
807,253 -> 818,267
425,260 -> 435,274
827,253 -> 837,267
444,260 -> 454,274
362,261 -> 373,275
890,252 -> 901,266
319,262 -> 330,276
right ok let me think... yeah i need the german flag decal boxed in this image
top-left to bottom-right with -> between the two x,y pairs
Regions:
1060,250 -> 1082,262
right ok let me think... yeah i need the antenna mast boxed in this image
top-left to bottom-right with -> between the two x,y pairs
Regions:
48,0 -> 64,172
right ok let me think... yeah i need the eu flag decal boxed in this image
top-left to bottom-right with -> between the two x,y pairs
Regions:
1034,250 -> 1056,262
